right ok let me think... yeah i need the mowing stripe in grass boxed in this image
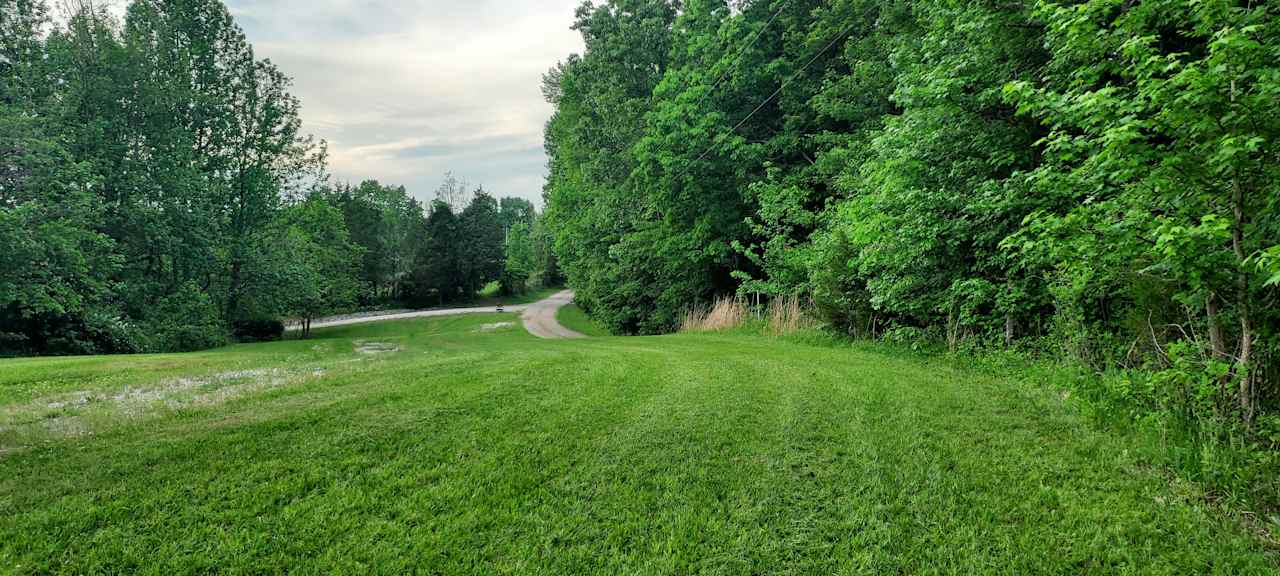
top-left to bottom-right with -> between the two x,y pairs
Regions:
1,316 -> 1275,574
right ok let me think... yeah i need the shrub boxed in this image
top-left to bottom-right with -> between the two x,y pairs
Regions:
232,319 -> 285,343
0,308 -> 147,356
145,283 -> 227,353
76,311 -> 149,354
881,326 -> 940,353
499,271 -> 531,297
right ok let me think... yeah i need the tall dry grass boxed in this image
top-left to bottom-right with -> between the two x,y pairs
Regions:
765,294 -> 817,336
682,294 -> 817,335
681,296 -> 748,332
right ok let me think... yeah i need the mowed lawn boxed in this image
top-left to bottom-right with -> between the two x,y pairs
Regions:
556,303 -> 611,337
0,315 -> 1275,574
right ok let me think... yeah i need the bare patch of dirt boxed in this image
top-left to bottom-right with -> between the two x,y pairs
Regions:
40,414 -> 91,438
46,392 -> 94,411
354,340 -> 402,355
476,322 -> 516,333
1,367 -> 331,452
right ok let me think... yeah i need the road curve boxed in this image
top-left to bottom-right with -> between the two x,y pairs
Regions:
288,291 -> 587,339
521,290 -> 586,339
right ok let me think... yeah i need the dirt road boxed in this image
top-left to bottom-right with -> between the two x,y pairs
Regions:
521,290 -> 586,339
291,304 -> 533,332
290,291 -> 585,339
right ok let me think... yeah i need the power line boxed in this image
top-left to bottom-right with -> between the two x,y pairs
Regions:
691,0 -> 791,113
692,19 -> 857,164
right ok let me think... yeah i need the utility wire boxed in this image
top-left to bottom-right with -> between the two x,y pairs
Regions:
692,19 -> 857,164
691,0 -> 791,113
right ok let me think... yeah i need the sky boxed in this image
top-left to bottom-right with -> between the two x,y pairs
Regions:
220,0 -> 586,206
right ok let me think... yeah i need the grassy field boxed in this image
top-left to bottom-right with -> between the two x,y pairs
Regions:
556,303 -> 610,337
1,314 -> 1276,574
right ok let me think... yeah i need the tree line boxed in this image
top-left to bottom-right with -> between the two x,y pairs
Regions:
0,0 -> 557,354
543,0 -> 1278,424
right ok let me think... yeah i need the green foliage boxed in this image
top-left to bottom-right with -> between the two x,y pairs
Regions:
3,0 -> 552,354
1006,0 -> 1280,417
0,0 -> 329,354
530,215 -> 563,287
274,196 -> 364,336
333,181 -> 423,303
0,8 -> 122,355
498,196 -> 536,234
0,120 -> 117,326
1256,245 -> 1280,287
144,282 -> 226,353
501,220 -> 536,295
231,318 -> 284,343
408,200 -> 462,306
458,192 -> 507,297
542,0 -> 683,334
542,0 -> 1280,512
498,197 -> 542,295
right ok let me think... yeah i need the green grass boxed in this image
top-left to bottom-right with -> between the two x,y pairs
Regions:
556,303 -> 610,337
1,315 -> 1276,574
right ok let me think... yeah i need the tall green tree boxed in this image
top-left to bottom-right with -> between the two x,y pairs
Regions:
1,0 -> 122,355
543,0 -> 681,333
458,191 -> 506,297
47,0 -> 323,329
2,0 -> 328,354
502,220 -> 537,295
276,196 -> 364,337
409,200 -> 462,306
499,197 -> 536,235
335,180 -> 424,302
817,1 -> 1049,344
542,0 -> 1279,427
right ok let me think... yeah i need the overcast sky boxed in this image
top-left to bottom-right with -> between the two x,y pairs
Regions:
223,0 -> 586,206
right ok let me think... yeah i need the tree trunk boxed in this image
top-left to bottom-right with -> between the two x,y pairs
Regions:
946,309 -> 960,353
1231,180 -> 1255,423
226,260 -> 242,321
1206,291 -> 1232,412
1206,291 -> 1227,361
1237,313 -> 1255,423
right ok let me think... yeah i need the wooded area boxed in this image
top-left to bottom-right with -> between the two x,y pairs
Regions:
542,0 -> 1279,440
0,0 -> 559,353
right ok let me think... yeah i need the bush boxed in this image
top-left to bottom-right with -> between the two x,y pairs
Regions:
499,270 -> 531,297
145,283 -> 227,353
0,307 -> 147,356
881,326 -> 942,353
232,318 -> 285,343
75,311 -> 149,355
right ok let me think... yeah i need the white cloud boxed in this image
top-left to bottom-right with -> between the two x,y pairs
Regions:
225,0 -> 585,206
